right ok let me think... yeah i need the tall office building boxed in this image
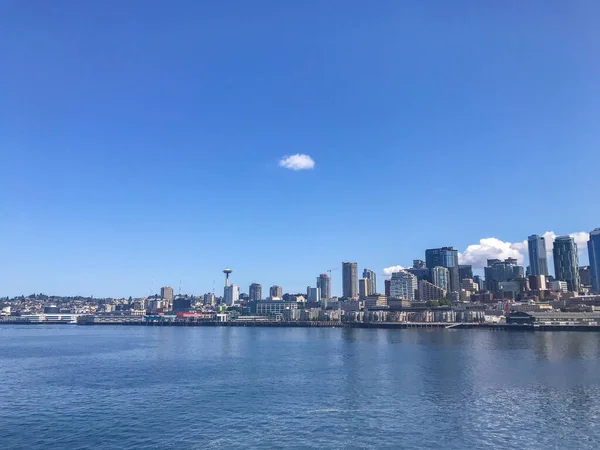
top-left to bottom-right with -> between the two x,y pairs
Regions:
342,262 -> 358,299
553,236 -> 581,293
527,234 -> 549,276
473,275 -> 485,292
589,229 -> 600,294
385,279 -> 391,297
308,287 -> 321,303
317,274 -> 331,300
358,278 -> 369,299
484,258 -> 524,292
269,285 -> 283,299
431,266 -> 450,292
160,286 -> 174,303
390,271 -> 417,301
458,265 -> 473,281
224,284 -> 239,305
362,268 -> 377,295
579,266 -> 591,287
249,283 -> 262,301
425,247 -> 459,293
413,259 -> 426,269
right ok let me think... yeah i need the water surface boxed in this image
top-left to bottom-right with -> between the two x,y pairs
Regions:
1,326 -> 599,449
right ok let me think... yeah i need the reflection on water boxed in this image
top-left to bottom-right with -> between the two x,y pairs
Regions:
1,326 -> 600,449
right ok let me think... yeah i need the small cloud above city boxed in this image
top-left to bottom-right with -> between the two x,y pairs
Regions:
278,154 -> 315,171
382,265 -> 405,276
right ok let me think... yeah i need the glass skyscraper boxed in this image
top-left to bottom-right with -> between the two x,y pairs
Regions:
553,236 -> 581,293
588,229 -> 600,294
317,274 -> 331,300
527,234 -> 549,276
425,247 -> 459,293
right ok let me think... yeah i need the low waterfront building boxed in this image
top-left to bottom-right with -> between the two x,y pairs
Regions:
507,311 -> 600,326
256,301 -> 298,316
365,295 -> 388,308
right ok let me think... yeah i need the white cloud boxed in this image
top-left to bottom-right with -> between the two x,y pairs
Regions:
278,154 -> 315,170
459,238 -> 525,269
458,231 -> 590,269
383,265 -> 405,276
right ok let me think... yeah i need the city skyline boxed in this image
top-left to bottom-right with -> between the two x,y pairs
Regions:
1,2 -> 599,298
1,229 -> 597,298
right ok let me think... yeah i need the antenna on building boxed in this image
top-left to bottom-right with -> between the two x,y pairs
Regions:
178,280 -> 182,296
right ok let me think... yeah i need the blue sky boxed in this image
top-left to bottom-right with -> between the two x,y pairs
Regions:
2,0 -> 599,298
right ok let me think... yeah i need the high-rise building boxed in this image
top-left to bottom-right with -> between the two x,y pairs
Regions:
342,262 -> 358,299
484,258 -> 524,292
413,259 -> 426,269
460,279 -> 479,292
161,286 -> 174,303
528,275 -> 547,291
224,284 -> 239,305
579,266 -> 591,287
588,229 -> 600,293
406,262 -> 431,281
458,265 -> 473,281
249,283 -> 262,301
384,279 -> 391,297
390,271 -> 418,301
418,279 -> 446,301
527,234 -> 549,276
553,236 -> 581,293
473,275 -> 485,292
431,266 -> 450,292
269,285 -> 283,299
425,247 -> 459,293
308,287 -> 321,303
358,278 -> 369,299
362,268 -> 377,295
317,274 -> 331,299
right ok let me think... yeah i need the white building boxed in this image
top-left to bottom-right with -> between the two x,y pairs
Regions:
549,280 -> 569,293
390,271 -> 418,301
224,284 -> 239,305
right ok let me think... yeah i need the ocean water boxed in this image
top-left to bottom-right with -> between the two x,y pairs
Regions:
1,326 -> 600,449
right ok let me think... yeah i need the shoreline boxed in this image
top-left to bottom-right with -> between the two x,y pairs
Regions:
2,320 -> 600,332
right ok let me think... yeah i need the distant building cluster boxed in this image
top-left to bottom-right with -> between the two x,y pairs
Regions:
2,228 -> 600,326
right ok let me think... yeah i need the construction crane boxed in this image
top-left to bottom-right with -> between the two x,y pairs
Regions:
327,267 -> 339,298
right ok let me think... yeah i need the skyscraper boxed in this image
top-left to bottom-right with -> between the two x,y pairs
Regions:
425,247 -> 459,293
269,285 -> 283,299
249,283 -> 262,301
390,271 -> 417,301
384,279 -> 391,297
589,229 -> 600,294
431,266 -> 450,292
160,286 -> 174,303
528,234 -> 549,276
317,274 -> 331,300
342,262 -> 358,299
553,236 -> 581,293
362,268 -> 377,295
358,278 -> 369,299
458,265 -> 473,281
484,258 -> 524,292
224,284 -> 239,305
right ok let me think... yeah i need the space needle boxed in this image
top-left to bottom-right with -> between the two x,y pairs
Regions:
223,268 -> 233,288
